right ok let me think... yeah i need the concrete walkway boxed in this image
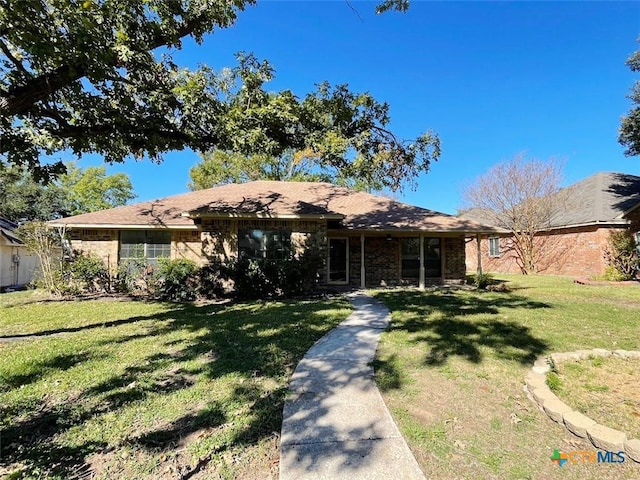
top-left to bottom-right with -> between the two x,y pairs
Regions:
279,292 -> 426,480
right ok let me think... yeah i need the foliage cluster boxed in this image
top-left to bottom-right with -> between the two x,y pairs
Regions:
603,230 -> 640,281
224,250 -> 323,300
2,1 -> 435,193
57,251 -> 323,301
0,163 -> 135,223
466,272 -> 495,289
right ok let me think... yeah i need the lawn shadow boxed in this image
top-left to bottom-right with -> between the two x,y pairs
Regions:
375,288 -> 550,369
0,299 -> 350,478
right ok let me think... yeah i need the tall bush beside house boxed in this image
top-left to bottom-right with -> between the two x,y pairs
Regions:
15,221 -> 66,294
154,258 -> 199,301
222,249 -> 324,300
113,258 -> 155,295
603,230 -> 640,280
196,262 -> 227,299
68,254 -> 110,293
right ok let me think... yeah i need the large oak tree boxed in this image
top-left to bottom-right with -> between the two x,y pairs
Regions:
0,0 -> 437,190
619,47 -> 640,156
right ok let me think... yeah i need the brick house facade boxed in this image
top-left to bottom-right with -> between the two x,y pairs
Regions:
53,181 -> 497,288
464,172 -> 640,277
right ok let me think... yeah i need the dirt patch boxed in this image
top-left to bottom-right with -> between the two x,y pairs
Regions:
378,346 -> 640,480
554,356 -> 640,439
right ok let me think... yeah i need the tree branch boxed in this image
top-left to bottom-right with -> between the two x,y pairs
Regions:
0,14 -> 210,116
0,39 -> 30,77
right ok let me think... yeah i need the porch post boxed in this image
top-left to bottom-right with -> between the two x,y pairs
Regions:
360,234 -> 366,289
419,234 -> 425,290
476,233 -> 483,276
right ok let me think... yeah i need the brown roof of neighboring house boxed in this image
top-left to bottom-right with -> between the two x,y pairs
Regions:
50,180 -> 500,233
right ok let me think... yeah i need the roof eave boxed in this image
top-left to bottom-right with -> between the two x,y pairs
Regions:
543,219 -> 631,231
182,211 -> 345,220
47,222 -> 198,230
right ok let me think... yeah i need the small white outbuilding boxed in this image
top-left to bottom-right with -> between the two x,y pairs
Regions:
0,217 -> 39,290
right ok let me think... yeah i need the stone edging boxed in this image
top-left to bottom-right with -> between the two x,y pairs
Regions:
524,349 -> 640,463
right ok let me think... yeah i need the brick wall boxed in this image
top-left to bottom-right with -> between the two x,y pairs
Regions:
201,218 -> 327,277
343,235 -> 467,287
69,226 -> 469,286
465,226 -> 633,277
172,230 -> 203,264
69,228 -> 204,270
363,237 -> 401,287
443,236 -> 466,283
68,229 -> 119,272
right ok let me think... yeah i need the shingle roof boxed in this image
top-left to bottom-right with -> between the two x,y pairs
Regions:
0,217 -> 24,245
51,181 -> 499,233
460,172 -> 640,230
549,172 -> 640,227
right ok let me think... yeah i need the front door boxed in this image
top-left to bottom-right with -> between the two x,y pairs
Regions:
328,238 -> 349,284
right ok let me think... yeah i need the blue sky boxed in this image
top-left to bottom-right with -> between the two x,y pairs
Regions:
78,0 -> 640,214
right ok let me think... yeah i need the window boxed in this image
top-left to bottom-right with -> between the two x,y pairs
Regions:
400,237 -> 442,279
238,229 -> 291,259
488,237 -> 500,257
635,232 -> 640,254
120,230 -> 171,266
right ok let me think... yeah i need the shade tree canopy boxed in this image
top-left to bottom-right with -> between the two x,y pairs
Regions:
0,0 -> 437,191
0,163 -> 135,222
188,147 -> 388,192
619,46 -> 640,156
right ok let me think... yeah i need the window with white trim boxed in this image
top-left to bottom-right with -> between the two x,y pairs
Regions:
488,237 -> 501,257
120,230 -> 171,266
238,229 -> 291,259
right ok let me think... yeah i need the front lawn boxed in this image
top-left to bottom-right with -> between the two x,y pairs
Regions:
0,293 -> 351,479
374,275 -> 640,480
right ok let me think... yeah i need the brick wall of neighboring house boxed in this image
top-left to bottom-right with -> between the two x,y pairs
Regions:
465,226 -> 633,277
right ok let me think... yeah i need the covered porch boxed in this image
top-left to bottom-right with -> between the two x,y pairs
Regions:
326,232 -> 469,289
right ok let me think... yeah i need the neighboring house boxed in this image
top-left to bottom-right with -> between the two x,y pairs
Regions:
49,181 -> 498,288
464,172 -> 640,277
0,217 -> 39,289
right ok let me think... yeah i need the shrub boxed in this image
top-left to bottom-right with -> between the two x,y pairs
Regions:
68,254 -> 110,293
467,272 -> 495,289
546,372 -> 562,392
154,258 -> 199,301
222,249 -> 323,300
603,230 -> 639,281
113,258 -> 155,295
196,262 -> 227,299
601,265 -> 630,282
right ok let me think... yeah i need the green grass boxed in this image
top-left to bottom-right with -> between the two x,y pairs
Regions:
373,274 -> 640,480
0,292 -> 351,479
